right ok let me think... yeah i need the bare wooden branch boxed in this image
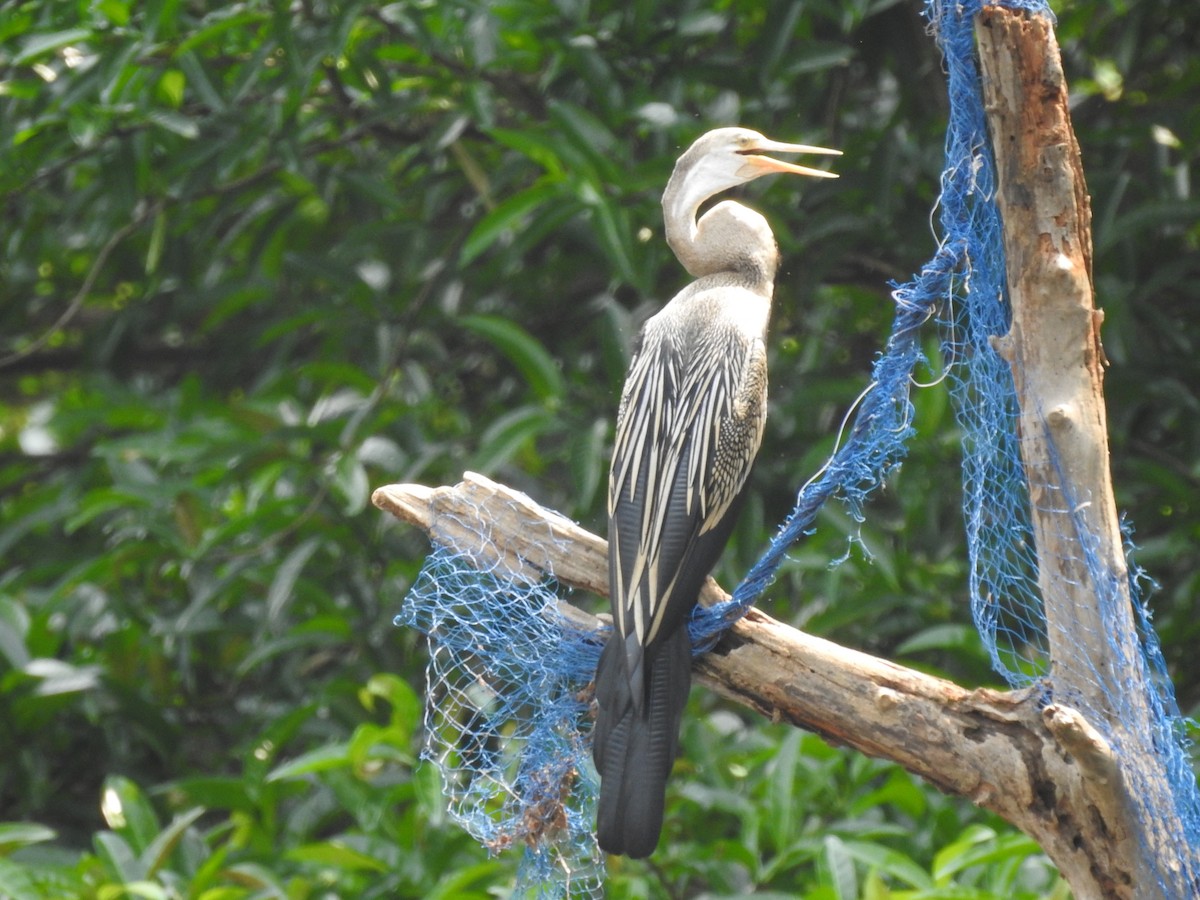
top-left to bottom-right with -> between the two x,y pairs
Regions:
375,471 -> 1161,898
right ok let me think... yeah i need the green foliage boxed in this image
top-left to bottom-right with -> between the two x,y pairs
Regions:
1,0 -> 1196,896
0,675 -> 495,898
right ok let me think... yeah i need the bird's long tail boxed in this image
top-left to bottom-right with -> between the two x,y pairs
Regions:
592,624 -> 692,858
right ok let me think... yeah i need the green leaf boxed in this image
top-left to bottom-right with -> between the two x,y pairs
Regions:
101,777 -> 160,855
568,416 -> 607,514
94,831 -> 142,883
172,8 -> 270,56
140,808 -> 204,879
0,823 -> 55,856
147,111 -> 199,139
0,599 -> 31,669
266,537 -> 321,626
24,658 -> 102,695
488,127 -> 566,176
266,743 -> 352,782
460,315 -> 564,401
786,42 -> 856,75
580,184 -> 638,285
425,861 -> 510,900
95,0 -> 131,26
14,29 -> 92,65
243,703 -> 320,784
862,868 -> 892,900
848,769 -> 928,820
932,828 -> 1040,884
157,69 -> 186,108
234,629 -> 342,678
145,209 -> 166,275
766,729 -> 803,848
221,861 -> 288,892
97,881 -> 169,900
175,50 -> 226,112
329,451 -> 370,515
163,777 -> 252,813
460,180 -> 563,265
1097,199 -> 1200,253
360,673 -> 422,728
823,834 -> 857,900
841,839 -> 935,889
0,859 -> 38,900
285,841 -> 389,873
895,624 -> 979,656
549,100 -> 619,182
471,405 -> 555,474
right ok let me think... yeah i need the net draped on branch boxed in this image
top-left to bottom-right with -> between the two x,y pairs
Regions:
385,0 -> 1200,896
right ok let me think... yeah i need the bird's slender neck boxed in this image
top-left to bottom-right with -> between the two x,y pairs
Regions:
662,170 -> 779,294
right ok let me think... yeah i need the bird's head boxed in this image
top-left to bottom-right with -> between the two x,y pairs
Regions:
664,127 -> 841,225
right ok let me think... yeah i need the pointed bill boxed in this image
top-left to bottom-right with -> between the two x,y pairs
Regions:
737,137 -> 842,179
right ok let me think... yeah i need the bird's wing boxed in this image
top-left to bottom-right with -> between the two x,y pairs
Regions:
608,313 -> 767,687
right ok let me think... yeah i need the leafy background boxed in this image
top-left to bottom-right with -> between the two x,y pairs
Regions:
1,0 -> 1196,897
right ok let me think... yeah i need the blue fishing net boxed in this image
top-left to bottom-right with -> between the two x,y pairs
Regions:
401,538 -> 604,896
395,0 -> 1200,894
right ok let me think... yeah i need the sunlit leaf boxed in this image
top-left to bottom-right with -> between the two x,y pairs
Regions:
24,659 -> 101,695
101,777 -> 160,855
266,744 -> 352,782
156,69 -> 186,108
14,29 -> 92,65
147,110 -> 199,139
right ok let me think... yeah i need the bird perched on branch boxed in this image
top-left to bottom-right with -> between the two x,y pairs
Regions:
592,127 -> 840,858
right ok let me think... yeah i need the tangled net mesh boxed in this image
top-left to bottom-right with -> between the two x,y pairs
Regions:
395,0 -> 1200,894
402,537 -> 604,896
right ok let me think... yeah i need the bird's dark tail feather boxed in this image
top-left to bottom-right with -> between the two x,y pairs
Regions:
592,625 -> 692,858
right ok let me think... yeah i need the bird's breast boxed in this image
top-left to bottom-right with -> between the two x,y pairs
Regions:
655,281 -> 771,350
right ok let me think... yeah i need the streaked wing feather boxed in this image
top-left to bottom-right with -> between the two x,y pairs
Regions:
608,315 -> 765,672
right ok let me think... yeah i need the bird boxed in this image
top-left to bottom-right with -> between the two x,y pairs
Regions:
591,127 -> 840,858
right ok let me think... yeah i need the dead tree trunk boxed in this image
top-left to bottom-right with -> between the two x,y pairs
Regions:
978,7 -> 1195,896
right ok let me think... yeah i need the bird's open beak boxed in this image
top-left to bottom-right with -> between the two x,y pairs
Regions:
737,138 -> 842,179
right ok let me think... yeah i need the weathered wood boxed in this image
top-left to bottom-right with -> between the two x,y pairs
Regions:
978,0 -> 1126,743
978,6 -> 1195,896
374,472 -> 1161,897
